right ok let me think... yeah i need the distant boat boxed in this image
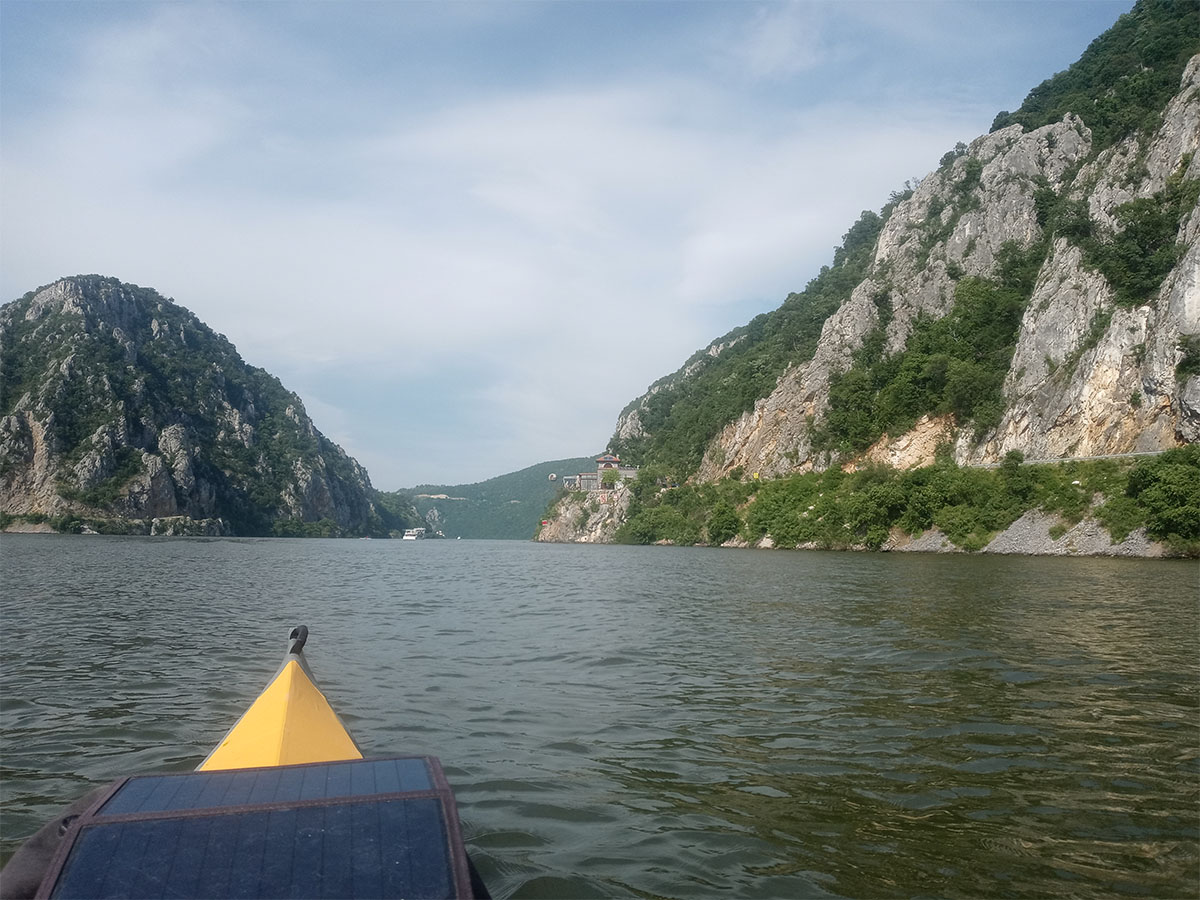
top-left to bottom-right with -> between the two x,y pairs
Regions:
402,528 -> 426,541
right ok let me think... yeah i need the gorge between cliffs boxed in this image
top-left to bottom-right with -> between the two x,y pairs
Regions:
3,3 -> 1199,556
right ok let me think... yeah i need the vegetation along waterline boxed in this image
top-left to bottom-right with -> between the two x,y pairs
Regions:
538,447 -> 1200,557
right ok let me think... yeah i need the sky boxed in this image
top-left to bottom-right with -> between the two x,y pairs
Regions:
1,0 -> 1133,490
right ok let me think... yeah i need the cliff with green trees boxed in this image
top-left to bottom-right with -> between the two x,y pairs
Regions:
0,276 -> 419,536
587,447 -> 1199,557
544,0 -> 1200,555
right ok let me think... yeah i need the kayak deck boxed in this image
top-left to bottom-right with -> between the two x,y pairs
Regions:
35,757 -> 474,899
198,625 -> 363,771
21,627 -> 482,900
199,657 -> 363,770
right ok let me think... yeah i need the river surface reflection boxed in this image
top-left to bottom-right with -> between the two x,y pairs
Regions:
1,536 -> 1197,897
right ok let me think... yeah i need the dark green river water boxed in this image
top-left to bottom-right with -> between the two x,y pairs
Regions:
1,535 -> 1197,897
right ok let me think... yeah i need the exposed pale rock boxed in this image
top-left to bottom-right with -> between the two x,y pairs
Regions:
536,485 -> 632,543
0,275 -> 382,534
890,528 -> 958,553
876,117 -> 1092,351
2,521 -> 56,533
614,409 -> 646,442
853,415 -> 955,471
673,56 -> 1199,487
983,510 -> 1165,557
150,516 -> 228,537
158,425 -> 197,495
686,107 -> 1109,486
124,453 -> 178,518
695,278 -> 890,483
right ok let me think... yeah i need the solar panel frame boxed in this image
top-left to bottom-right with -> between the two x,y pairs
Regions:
34,757 -> 473,900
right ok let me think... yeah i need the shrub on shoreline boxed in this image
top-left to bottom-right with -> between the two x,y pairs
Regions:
612,449 -> 1200,556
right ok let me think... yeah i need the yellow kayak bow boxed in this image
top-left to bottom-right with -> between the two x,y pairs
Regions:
197,625 -> 364,771
7,626 -> 484,899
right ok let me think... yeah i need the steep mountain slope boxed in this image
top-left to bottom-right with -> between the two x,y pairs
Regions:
401,456 -> 595,539
613,0 -> 1199,486
0,276 -> 404,535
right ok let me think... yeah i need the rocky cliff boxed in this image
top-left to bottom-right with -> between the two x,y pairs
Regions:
536,485 -> 632,544
694,57 -> 1198,482
546,3 -> 1200,551
0,276 -> 391,535
614,5 -> 1199,488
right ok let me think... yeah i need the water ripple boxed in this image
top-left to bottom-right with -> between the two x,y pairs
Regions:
1,537 -> 1197,898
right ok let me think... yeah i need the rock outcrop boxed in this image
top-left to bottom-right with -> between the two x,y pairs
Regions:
1,276 -> 385,535
536,485 -> 632,543
695,63 -> 1197,482
550,9 -> 1200,552
622,55 -> 1199,487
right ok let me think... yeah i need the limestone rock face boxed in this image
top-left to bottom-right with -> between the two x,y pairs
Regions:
636,55 -> 1200,486
536,485 -> 632,543
965,56 -> 1200,463
855,415 -> 956,471
1,275 -> 381,535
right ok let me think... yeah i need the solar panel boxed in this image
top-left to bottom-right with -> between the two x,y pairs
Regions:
36,757 -> 472,900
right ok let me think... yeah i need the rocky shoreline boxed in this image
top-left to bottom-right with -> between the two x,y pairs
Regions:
536,487 -> 1174,558
1,515 -> 230,536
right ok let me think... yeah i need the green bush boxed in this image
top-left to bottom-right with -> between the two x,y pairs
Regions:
1094,494 -> 1146,541
705,501 -> 742,545
1076,167 -> 1200,307
815,242 -> 1043,453
1126,446 -> 1200,549
990,0 -> 1200,152
617,504 -> 699,545
622,451 -> 1198,556
48,514 -> 83,534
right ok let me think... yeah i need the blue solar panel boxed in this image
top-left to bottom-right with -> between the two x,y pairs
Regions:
98,758 -> 435,815
42,758 -> 467,900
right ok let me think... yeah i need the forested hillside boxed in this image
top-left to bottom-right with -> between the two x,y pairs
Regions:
0,276 -> 418,536
990,0 -> 1200,149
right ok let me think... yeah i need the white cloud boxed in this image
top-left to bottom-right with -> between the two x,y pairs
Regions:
726,3 -> 828,79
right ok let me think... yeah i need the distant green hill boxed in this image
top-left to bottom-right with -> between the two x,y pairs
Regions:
399,456 -> 596,539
